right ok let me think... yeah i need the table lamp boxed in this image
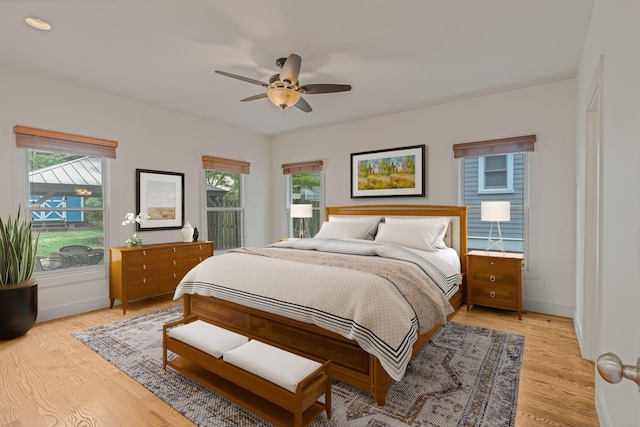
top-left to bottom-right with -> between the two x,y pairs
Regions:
481,201 -> 510,253
290,204 -> 313,238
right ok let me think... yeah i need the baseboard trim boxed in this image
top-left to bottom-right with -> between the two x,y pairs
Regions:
523,298 -> 573,318
36,297 -> 109,323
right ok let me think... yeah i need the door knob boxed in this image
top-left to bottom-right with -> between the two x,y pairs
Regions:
596,352 -> 640,389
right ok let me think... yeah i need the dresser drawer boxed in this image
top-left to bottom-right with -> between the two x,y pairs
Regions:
469,282 -> 517,306
126,263 -> 160,281
468,255 -> 521,271
126,249 -> 160,265
187,242 -> 213,257
157,246 -> 188,262
127,276 -> 160,299
469,269 -> 518,286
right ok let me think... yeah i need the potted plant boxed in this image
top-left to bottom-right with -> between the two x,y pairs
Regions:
0,208 -> 39,340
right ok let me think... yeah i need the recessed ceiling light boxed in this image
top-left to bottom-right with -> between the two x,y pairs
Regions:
25,17 -> 52,31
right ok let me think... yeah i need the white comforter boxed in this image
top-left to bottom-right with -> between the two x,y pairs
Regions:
174,239 -> 459,380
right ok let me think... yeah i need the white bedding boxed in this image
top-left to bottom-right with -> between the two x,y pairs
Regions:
174,239 -> 461,381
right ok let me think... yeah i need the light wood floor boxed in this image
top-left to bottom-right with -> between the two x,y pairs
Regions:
0,296 -> 599,427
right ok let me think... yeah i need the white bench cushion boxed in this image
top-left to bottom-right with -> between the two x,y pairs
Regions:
167,320 -> 248,359
223,339 -> 322,393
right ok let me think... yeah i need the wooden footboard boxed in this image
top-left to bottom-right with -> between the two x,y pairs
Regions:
183,287 -> 462,406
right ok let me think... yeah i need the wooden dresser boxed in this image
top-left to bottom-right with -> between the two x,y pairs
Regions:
466,250 -> 524,319
109,241 -> 213,314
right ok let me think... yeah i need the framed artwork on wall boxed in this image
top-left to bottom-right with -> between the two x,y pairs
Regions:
350,144 -> 426,198
136,168 -> 184,230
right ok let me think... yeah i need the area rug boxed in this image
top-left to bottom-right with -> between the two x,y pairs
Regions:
72,306 -> 524,426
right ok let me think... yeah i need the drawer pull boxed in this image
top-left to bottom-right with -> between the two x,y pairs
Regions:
199,256 -> 203,261
143,250 -> 147,256
143,278 -> 146,284
490,290 -> 496,298
173,247 -> 177,253
489,275 -> 496,282
490,261 -> 495,265
173,260 -> 176,266
198,244 -> 202,249
143,264 -> 146,270
173,273 -> 177,278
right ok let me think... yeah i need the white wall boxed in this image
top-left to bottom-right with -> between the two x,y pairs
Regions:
576,1 -> 640,425
271,80 -> 577,317
0,64 -> 271,322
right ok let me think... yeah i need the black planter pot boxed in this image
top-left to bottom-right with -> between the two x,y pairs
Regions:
0,279 -> 38,340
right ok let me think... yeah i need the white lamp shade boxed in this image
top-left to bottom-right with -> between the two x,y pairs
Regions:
290,204 -> 313,218
481,201 -> 511,222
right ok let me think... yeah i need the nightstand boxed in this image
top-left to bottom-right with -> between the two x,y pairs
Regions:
466,250 -> 524,319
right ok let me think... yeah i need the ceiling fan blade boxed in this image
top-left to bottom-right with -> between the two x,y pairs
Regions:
279,54 -> 302,86
215,70 -> 268,87
240,93 -> 268,102
294,96 -> 312,113
301,84 -> 352,94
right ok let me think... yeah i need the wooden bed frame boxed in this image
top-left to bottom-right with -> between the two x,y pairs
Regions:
182,204 -> 468,405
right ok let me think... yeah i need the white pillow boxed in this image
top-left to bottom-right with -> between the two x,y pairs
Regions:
385,216 -> 451,249
328,215 -> 382,240
314,221 -> 372,240
374,223 -> 441,252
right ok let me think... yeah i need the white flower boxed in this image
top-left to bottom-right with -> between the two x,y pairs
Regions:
122,212 -> 148,226
122,212 -> 149,245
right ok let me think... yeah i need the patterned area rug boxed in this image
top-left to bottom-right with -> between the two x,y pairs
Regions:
73,306 -> 524,426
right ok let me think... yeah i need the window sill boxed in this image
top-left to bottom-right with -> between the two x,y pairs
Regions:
33,265 -> 107,288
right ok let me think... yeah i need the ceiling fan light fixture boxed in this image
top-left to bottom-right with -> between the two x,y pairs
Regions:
267,87 -> 300,109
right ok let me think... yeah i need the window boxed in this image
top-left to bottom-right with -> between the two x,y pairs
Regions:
202,156 -> 250,252
283,161 -> 323,238
478,154 -> 514,194
454,135 -> 535,255
15,125 -> 116,273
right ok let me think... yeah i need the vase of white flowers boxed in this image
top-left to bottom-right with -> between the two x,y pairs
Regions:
122,212 -> 149,247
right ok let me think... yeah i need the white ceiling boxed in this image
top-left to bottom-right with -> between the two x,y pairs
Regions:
0,1 -> 595,136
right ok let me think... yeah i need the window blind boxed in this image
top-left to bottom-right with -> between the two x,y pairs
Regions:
202,155 -> 250,174
14,125 -> 118,159
452,134 -> 536,159
282,160 -> 323,174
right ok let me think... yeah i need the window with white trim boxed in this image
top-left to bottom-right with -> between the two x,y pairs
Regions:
202,156 -> 250,252
478,154 -> 514,194
454,135 -> 535,255
15,126 -> 116,273
283,161 -> 323,238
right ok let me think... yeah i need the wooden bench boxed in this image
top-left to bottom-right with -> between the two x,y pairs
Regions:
163,316 -> 332,427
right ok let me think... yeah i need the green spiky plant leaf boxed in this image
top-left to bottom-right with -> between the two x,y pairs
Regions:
0,208 -> 40,286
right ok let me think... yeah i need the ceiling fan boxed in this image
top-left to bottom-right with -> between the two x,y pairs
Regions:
215,54 -> 351,113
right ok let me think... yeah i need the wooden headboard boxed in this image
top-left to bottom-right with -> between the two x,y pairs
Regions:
325,204 -> 468,272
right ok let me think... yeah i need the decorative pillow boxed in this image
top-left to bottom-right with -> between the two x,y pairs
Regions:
374,223 -> 442,252
313,221 -> 372,240
384,216 -> 451,249
328,215 -> 382,240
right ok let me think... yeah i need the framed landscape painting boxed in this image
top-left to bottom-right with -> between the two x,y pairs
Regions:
351,144 -> 426,198
136,169 -> 184,230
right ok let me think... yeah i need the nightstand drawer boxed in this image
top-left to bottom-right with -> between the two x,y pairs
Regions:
470,269 -> 518,286
469,283 -> 517,305
468,255 -> 521,271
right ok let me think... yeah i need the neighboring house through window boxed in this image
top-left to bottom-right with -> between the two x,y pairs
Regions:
202,155 -> 250,252
283,160 -> 323,238
14,125 -> 116,273
454,135 -> 536,254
